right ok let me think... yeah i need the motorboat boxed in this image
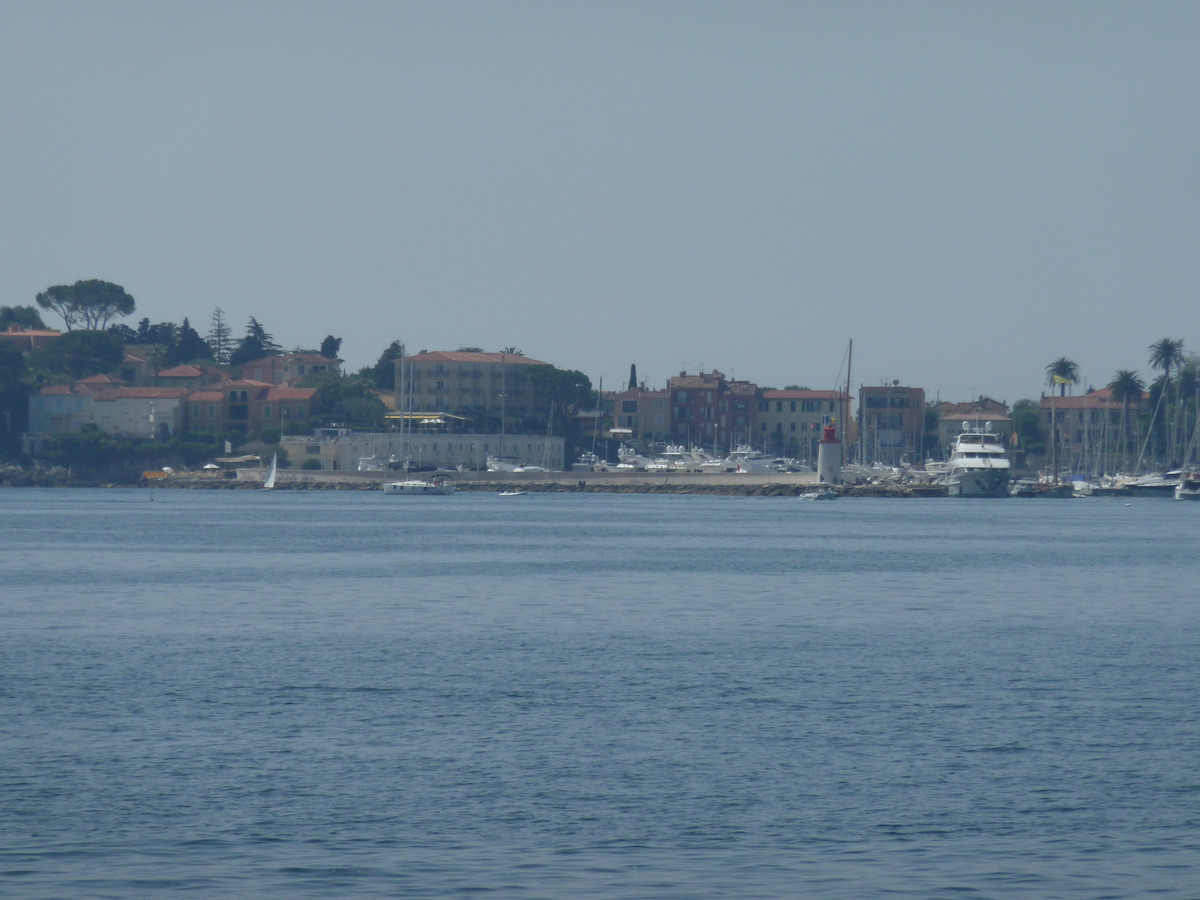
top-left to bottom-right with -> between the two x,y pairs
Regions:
946,426 -> 1011,497
1175,470 -> 1200,500
383,473 -> 454,495
798,488 -> 837,500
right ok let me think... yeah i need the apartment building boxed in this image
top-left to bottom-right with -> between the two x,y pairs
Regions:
858,384 -> 926,465
186,380 -> 317,434
610,385 -> 670,442
238,353 -> 341,386
395,350 -> 553,423
668,371 -> 757,451
756,390 -> 850,461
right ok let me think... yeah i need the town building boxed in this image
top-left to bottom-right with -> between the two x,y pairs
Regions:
858,384 -> 926,465
92,388 -> 190,439
1038,389 -> 1142,464
668,371 -> 757,451
237,353 -> 341,386
186,380 -> 317,435
395,350 -> 554,425
0,325 -> 62,353
282,432 -> 564,472
756,390 -> 850,462
610,385 -> 670,443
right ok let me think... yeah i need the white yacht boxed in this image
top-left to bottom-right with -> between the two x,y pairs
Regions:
946,427 -> 1011,497
383,473 -> 454,495
1175,470 -> 1200,501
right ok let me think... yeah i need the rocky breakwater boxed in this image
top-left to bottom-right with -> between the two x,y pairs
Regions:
0,463 -> 73,487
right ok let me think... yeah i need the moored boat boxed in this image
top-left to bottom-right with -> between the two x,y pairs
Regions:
946,426 -> 1010,497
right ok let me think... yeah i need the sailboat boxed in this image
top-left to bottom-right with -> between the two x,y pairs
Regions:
382,345 -> 454,496
263,453 -> 277,490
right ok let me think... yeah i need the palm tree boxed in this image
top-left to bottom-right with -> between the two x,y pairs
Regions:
1045,357 -> 1079,397
1149,338 -> 1184,464
500,347 -> 524,357
1107,370 -> 1144,472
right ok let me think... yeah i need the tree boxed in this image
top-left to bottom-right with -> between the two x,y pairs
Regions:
28,330 -> 125,381
208,308 -> 233,365
171,318 -> 214,366
297,371 -> 386,430
1149,338 -> 1184,464
628,364 -> 637,390
1011,399 -> 1042,456
526,366 -> 597,463
229,317 -> 280,367
147,345 -> 171,383
1045,357 -> 1079,397
35,280 -> 136,331
1108,370 -> 1145,471
501,347 -> 525,357
783,384 -> 810,391
456,346 -> 484,353
319,335 -> 343,359
360,340 -> 404,390
0,305 -> 46,330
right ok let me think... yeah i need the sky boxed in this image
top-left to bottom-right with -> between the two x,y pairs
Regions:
2,2 -> 1198,402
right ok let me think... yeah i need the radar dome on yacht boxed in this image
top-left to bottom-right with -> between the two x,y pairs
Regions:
962,421 -> 970,431
985,422 -> 993,432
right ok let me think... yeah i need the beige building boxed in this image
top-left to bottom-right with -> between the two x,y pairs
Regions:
756,390 -> 850,462
395,351 -> 553,423
239,353 -> 341,386
611,386 -> 670,442
859,384 -> 926,465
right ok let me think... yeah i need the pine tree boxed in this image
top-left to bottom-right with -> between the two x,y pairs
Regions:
208,308 -> 233,366
171,318 -> 215,366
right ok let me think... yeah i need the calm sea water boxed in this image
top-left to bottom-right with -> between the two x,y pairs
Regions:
1,488 -> 1198,898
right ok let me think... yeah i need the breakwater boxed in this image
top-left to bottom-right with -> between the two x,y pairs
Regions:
136,468 -> 948,497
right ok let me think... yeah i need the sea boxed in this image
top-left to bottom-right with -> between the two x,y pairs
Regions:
1,488 -> 1198,899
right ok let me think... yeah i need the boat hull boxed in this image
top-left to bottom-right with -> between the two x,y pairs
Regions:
382,480 -> 454,495
947,469 -> 1009,498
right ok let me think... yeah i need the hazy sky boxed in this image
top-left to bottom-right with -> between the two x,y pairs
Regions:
2,2 -> 1198,401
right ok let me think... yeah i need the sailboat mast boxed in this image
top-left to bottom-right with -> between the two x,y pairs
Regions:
845,339 -> 853,462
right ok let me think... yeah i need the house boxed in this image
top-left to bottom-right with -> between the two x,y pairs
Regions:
609,385 -> 670,442
668,370 -> 758,451
282,431 -> 565,472
92,388 -> 190,438
27,383 -> 101,435
186,380 -> 317,435
0,325 -> 62,353
238,353 -> 341,386
395,350 -> 554,425
756,390 -> 850,462
858,384 -> 926,465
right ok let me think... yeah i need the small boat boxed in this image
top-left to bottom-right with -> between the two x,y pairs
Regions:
798,488 -> 837,500
1175,470 -> 1200,500
382,473 -> 454,495
499,490 -> 528,496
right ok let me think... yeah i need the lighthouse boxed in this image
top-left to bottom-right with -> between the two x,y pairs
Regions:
817,422 -> 841,484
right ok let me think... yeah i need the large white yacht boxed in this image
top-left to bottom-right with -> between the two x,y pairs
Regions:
946,426 -> 1011,497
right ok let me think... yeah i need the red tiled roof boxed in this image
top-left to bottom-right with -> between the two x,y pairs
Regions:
189,391 -> 223,402
408,350 -> 551,366
78,374 -> 124,384
157,364 -> 225,378
39,384 -> 81,395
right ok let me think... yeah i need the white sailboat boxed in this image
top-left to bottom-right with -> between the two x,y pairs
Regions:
263,453 -> 277,490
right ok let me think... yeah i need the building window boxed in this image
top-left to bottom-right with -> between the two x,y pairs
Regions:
654,399 -> 665,409
306,445 -> 320,455
776,401 -> 783,412
790,401 -> 796,412
791,423 -> 796,431
758,400 -> 768,412
229,391 -> 238,401
761,423 -> 767,432
263,404 -> 273,419
621,400 -> 638,413
192,404 -> 200,417
282,405 -> 292,419
295,405 -> 305,418
207,405 -> 216,418
298,365 -> 306,375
